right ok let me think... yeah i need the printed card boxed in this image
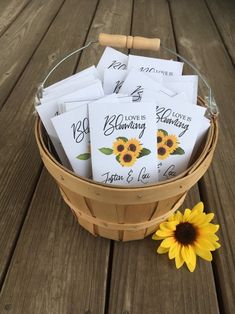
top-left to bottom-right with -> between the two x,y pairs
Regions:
103,69 -> 127,94
163,75 -> 198,105
119,69 -> 175,101
36,80 -> 104,165
43,65 -> 99,95
153,97 -> 207,181
89,101 -> 158,186
97,47 -> 128,80
127,54 -> 184,76
51,104 -> 91,178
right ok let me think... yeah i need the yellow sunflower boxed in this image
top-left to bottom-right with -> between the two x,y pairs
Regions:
152,202 -> 220,272
119,151 -> 137,167
157,130 -> 165,145
163,135 -> 179,154
157,143 -> 170,160
125,138 -> 142,157
112,139 -> 127,155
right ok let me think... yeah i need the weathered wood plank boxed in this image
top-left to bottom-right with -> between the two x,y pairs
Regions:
205,0 -> 235,65
0,0 -> 31,36
108,187 -> 219,314
0,0 -> 65,110
0,0 -> 98,287
169,0 -> 235,312
77,0 -> 133,71
108,0 -> 219,312
0,169 -> 110,314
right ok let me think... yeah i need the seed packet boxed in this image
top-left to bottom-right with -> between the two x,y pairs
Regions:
36,80 -> 104,165
127,54 -> 184,76
89,101 -> 158,186
152,97 -> 207,181
51,104 -> 91,178
163,75 -> 198,104
97,47 -> 128,80
43,65 -> 99,96
103,69 -> 127,94
119,69 -> 175,101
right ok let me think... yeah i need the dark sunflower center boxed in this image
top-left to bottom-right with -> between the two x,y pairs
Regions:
129,144 -> 137,152
117,144 -> 125,152
123,153 -> 132,162
158,146 -> 166,155
157,136 -> 163,144
174,222 -> 197,245
166,139 -> 173,147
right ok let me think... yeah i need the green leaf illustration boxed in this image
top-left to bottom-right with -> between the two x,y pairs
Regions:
171,147 -> 185,155
138,148 -> 151,158
76,153 -> 91,160
158,129 -> 168,136
99,147 -> 113,155
116,155 -> 121,163
116,136 -> 128,142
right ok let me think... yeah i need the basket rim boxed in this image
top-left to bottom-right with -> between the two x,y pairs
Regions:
35,98 -> 218,193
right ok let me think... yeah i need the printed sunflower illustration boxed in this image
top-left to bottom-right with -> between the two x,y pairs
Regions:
152,202 -> 220,272
99,136 -> 151,167
119,151 -> 137,167
157,129 -> 185,160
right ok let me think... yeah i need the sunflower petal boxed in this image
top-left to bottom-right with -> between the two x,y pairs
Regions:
175,246 -> 184,269
152,233 -> 161,240
186,246 -> 197,272
195,238 -> 215,251
156,229 -> 174,238
161,237 -> 175,248
191,202 -> 204,214
195,247 -> 213,261
183,208 -> 191,222
191,213 -> 215,226
157,245 -> 169,254
169,242 -> 180,260
159,221 -> 177,231
200,224 -> 219,234
175,211 -> 183,223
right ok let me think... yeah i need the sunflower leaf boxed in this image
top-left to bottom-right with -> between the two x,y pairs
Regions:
138,148 -> 151,158
99,147 -> 113,155
116,155 -> 121,163
76,153 -> 90,160
116,136 -> 128,142
171,147 -> 185,155
158,129 -> 168,136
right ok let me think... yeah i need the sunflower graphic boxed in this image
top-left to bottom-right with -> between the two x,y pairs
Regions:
157,130 -> 165,145
119,151 -> 137,167
157,129 -> 185,160
99,136 -> 151,167
113,138 -> 127,155
163,135 -> 179,154
157,143 -> 170,160
125,138 -> 142,157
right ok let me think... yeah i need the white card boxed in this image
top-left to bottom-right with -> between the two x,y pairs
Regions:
127,54 -> 184,76
51,104 -> 91,178
36,80 -> 104,164
103,69 -> 127,94
153,98 -> 206,181
89,101 -> 158,186
43,65 -> 99,95
192,117 -> 210,158
119,69 -> 175,101
97,47 -> 128,80
163,75 -> 198,104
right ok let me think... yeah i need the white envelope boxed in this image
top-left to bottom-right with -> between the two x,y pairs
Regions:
97,47 -> 128,80
51,104 -> 91,178
127,54 -> 184,76
163,75 -> 198,104
89,101 -> 158,186
43,65 -> 99,95
103,69 -> 127,94
119,69 -> 175,101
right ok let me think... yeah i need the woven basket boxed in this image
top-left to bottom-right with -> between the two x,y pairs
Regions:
35,34 -> 218,241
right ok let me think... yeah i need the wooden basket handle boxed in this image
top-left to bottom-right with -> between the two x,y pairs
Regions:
98,33 -> 161,51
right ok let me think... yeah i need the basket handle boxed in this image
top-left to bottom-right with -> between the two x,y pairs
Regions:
98,33 -> 161,51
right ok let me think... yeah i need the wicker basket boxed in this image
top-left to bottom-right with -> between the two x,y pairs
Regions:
35,34 -> 218,241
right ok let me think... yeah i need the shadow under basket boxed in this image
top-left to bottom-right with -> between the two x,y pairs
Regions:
35,97 -> 218,241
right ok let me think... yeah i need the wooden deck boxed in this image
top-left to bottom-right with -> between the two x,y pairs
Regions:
0,0 -> 234,313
